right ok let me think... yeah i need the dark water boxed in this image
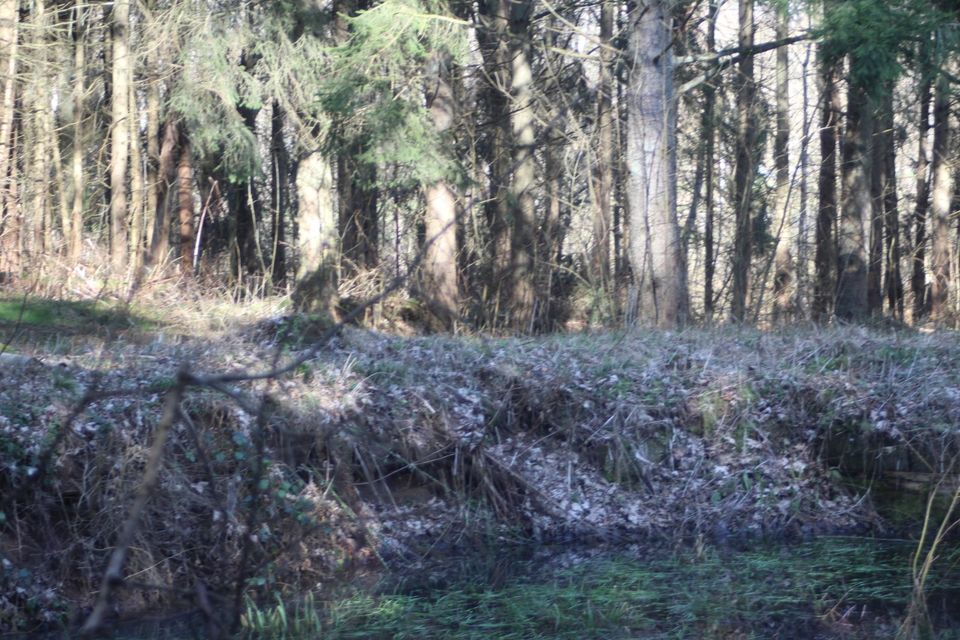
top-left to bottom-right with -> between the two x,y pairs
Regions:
22,537 -> 960,639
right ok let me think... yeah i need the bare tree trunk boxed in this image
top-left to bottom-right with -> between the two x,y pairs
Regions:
929,64 -> 953,323
625,0 -> 687,328
591,0 -> 614,292
814,32 -> 839,320
771,0 -> 794,322
270,101 -> 288,286
292,150 -> 338,315
143,4 -> 159,255
422,50 -> 459,330
110,0 -> 130,272
797,22 -> 813,315
507,0 -> 537,331
879,89 -> 904,319
129,69 -> 145,270
25,2 -> 49,258
0,0 -> 16,274
703,0 -> 717,322
69,0 -> 85,261
836,65 -> 872,321
177,130 -> 194,275
149,117 -> 178,265
44,100 -> 69,255
867,106 -> 884,315
731,0 -> 756,322
476,0 -> 512,325
912,62 -> 932,321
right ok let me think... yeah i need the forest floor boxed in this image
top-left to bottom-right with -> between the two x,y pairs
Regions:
1,291 -> 959,634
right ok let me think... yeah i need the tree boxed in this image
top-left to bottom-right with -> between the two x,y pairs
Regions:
814,25 -> 839,320
110,0 -> 130,272
928,53 -> 954,323
422,49 -> 459,329
835,58 -> 872,321
731,0 -> 757,323
506,0 -> 537,330
772,0 -> 795,321
625,0 -> 687,328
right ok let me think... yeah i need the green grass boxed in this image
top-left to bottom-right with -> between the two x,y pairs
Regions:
0,297 -> 161,335
240,538 -> 960,639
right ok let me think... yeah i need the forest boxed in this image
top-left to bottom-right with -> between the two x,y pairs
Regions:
0,0 -> 957,329
2,0 -> 960,638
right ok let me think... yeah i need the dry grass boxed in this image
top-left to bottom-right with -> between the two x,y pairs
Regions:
2,295 -> 959,632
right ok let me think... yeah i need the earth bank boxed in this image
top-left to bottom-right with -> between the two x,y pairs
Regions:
1,324 -> 958,632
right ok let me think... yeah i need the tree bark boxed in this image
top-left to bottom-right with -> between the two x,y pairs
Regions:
129,67 -> 145,270
69,0 -> 85,261
731,0 -> 756,322
270,101 -> 288,287
625,0 -> 687,328
0,0 -> 16,274
149,117 -> 178,265
476,0 -> 512,324
929,64 -> 953,323
110,0 -> 130,272
772,1 -> 794,322
422,50 -> 459,330
293,150 -> 338,315
177,130 -> 194,275
911,61 -> 932,321
591,0 -> 614,292
878,88 -> 904,319
835,65 -> 872,321
703,0 -> 717,322
814,35 -> 839,320
507,0 -> 537,331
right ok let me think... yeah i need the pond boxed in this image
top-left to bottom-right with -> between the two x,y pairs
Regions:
239,536 -> 960,639
31,536 -> 960,639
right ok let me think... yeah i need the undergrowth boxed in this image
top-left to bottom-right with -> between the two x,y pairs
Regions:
1,295 -> 959,634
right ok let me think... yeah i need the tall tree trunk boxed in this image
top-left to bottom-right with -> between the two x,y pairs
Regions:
476,0 -> 511,324
110,0 -> 130,272
69,0 -> 85,261
929,64 -> 953,323
703,0 -> 717,322
26,1 -> 49,258
143,3 -> 159,256
177,130 -> 194,274
814,36 -> 839,320
292,149 -> 338,315
0,0 -> 16,274
772,0 -> 794,322
507,0 -> 536,330
836,64 -> 872,321
912,61 -> 932,321
149,117 -> 178,265
129,70 -> 145,270
270,101 -> 288,286
879,87 -> 904,319
867,109 -> 884,315
422,50 -> 459,329
591,0 -> 614,292
731,0 -> 756,322
798,24 -> 813,315
625,0 -> 687,328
